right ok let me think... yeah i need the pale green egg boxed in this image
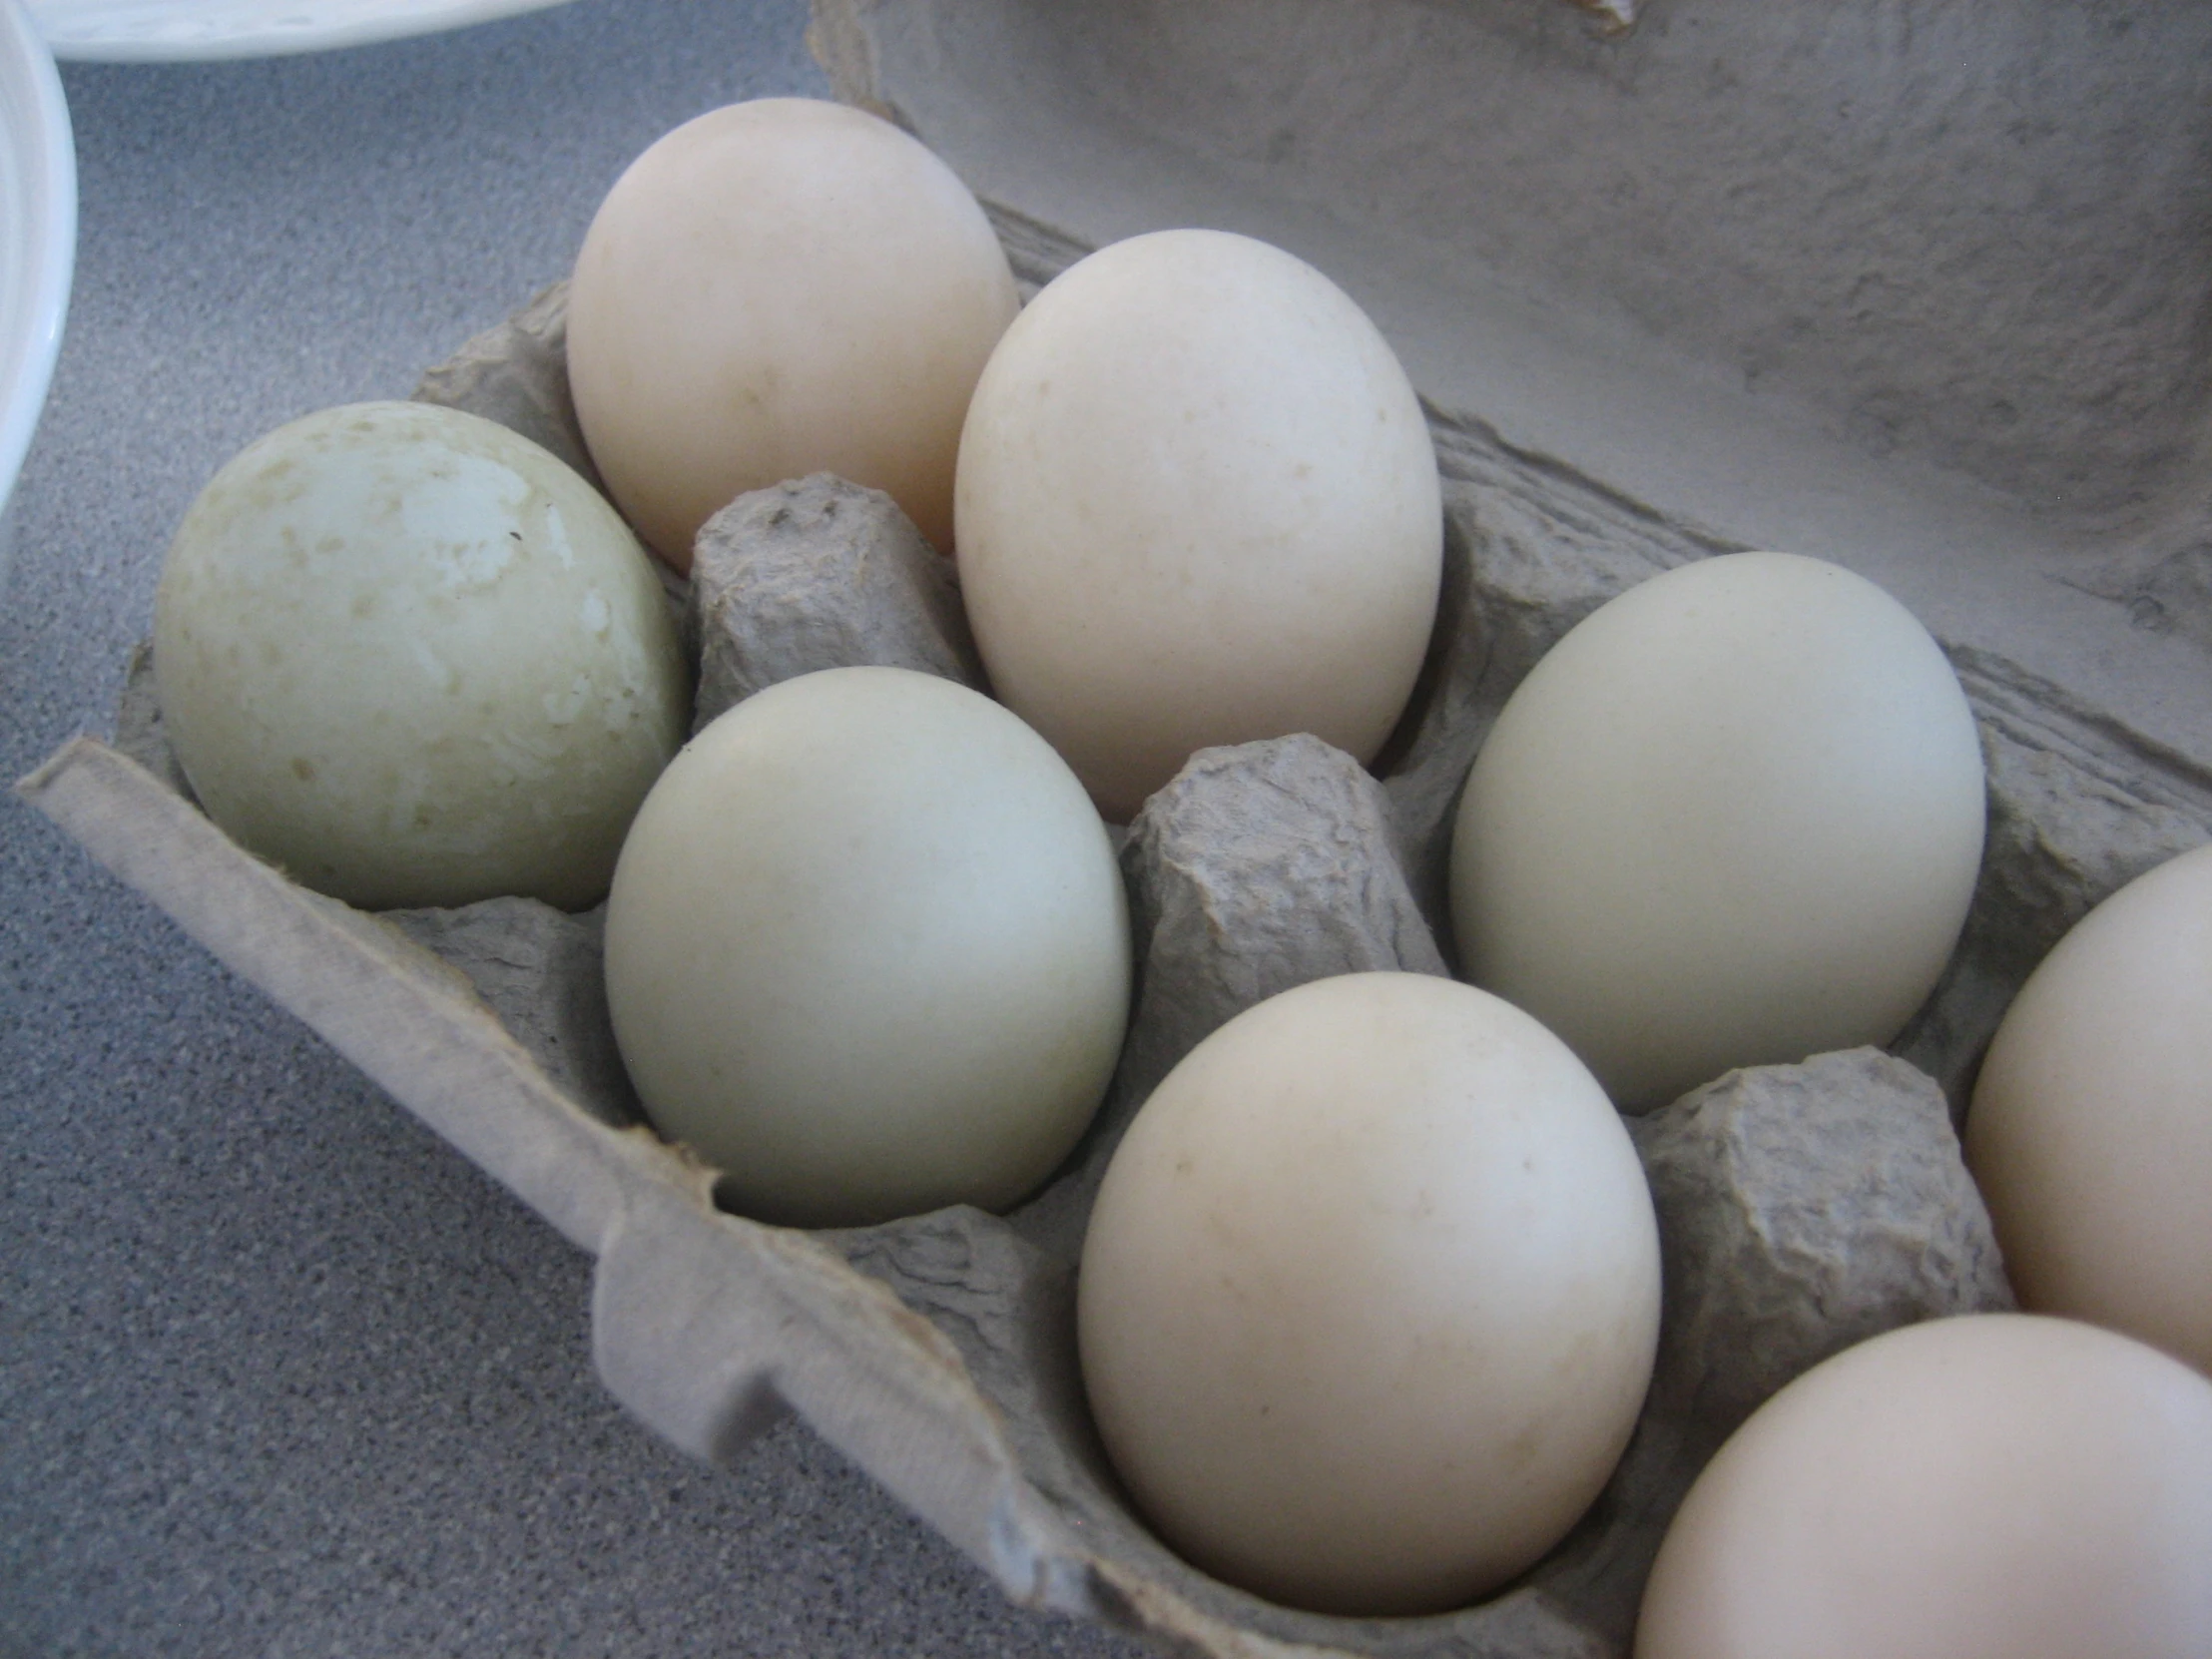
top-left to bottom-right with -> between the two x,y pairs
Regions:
154,400 -> 688,910
603,666 -> 1131,1228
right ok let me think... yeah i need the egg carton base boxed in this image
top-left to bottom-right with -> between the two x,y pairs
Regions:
28,211 -> 2212,1652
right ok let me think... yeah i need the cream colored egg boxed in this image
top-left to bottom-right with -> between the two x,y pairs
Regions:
603,666 -> 1130,1229
954,229 -> 1442,823
153,400 -> 687,911
1967,842 -> 2212,1376
567,98 -> 1018,569
1078,972 -> 1660,1616
1450,552 -> 1985,1110
1636,1315 -> 2212,1659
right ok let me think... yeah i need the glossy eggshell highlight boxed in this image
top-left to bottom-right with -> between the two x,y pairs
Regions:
955,229 -> 1442,824
1078,972 -> 1661,1616
1450,552 -> 1985,1110
602,667 -> 1131,1229
1635,1315 -> 2212,1659
153,400 -> 687,911
1967,842 -> 2212,1376
567,98 -> 1018,569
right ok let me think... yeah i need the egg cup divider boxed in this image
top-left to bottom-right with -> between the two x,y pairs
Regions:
27,16 -> 2212,1646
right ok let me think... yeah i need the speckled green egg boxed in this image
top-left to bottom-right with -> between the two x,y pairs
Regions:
154,400 -> 688,910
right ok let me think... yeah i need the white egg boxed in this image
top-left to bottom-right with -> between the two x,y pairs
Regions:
1967,841 -> 2212,1376
954,229 -> 1442,823
153,400 -> 687,911
602,666 -> 1130,1229
1636,1315 -> 2212,1659
567,98 -> 1019,569
1450,551 -> 1985,1110
1078,972 -> 1660,1616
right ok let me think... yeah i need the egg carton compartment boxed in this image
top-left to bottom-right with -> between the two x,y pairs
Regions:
23,7 -> 2212,1651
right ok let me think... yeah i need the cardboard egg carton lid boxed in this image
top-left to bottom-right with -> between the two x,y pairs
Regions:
809,0 -> 2212,777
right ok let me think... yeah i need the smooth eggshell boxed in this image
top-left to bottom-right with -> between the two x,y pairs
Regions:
153,400 -> 687,911
1450,551 -> 1985,1110
954,229 -> 1442,823
1078,972 -> 1661,1616
602,666 -> 1130,1228
1636,1314 -> 2212,1659
567,98 -> 1018,568
1967,842 -> 2212,1376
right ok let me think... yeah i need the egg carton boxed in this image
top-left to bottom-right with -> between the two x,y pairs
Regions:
22,3 -> 2212,1654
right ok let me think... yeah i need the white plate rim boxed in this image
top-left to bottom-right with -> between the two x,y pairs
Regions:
28,0 -> 579,62
0,0 -> 74,528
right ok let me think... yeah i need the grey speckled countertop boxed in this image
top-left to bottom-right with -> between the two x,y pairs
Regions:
0,7 -> 1146,1653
